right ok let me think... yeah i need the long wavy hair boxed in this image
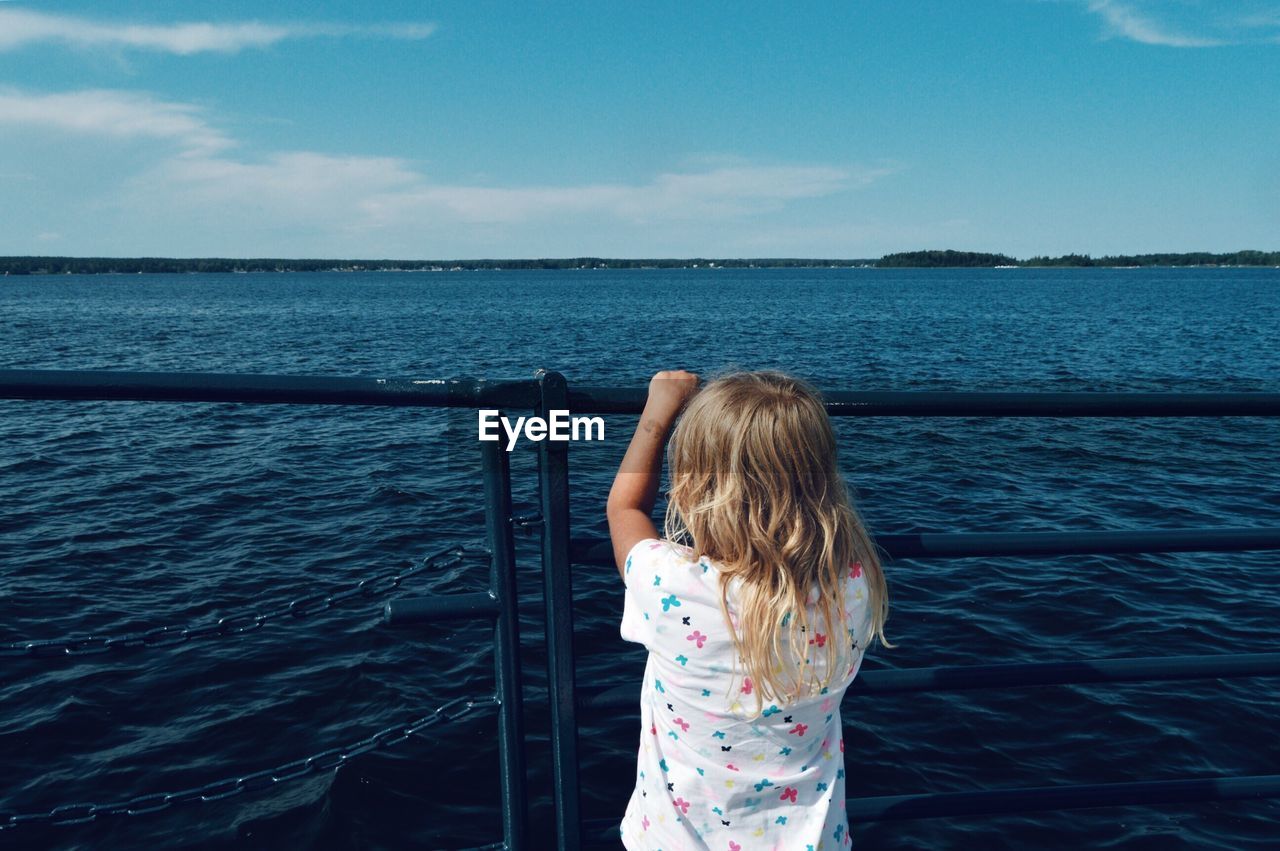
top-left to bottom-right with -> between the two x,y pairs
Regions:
663,371 -> 891,718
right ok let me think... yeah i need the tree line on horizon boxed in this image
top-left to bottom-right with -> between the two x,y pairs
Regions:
876,249 -> 1280,268
0,256 -> 873,274
1,250 -> 1277,275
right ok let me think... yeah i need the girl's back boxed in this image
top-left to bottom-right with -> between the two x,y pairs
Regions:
606,370 -> 891,850
619,538 -> 873,849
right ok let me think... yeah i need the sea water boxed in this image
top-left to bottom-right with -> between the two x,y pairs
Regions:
2,267 -> 1278,849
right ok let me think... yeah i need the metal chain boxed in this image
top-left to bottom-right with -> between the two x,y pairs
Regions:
0,693 -> 498,831
2,544 -> 480,658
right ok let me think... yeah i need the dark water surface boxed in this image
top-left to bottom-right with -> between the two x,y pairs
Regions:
2,268 -> 1278,849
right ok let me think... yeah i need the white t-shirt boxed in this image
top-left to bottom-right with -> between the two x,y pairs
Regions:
619,538 -> 873,850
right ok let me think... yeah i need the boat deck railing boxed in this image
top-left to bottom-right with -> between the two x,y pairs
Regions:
2,368 -> 1279,849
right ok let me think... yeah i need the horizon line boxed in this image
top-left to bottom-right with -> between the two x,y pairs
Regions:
3,249 -> 1279,263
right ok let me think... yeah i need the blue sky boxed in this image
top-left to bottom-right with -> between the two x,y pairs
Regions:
0,0 -> 1276,258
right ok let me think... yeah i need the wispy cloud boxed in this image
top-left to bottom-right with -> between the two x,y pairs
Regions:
1079,0 -> 1280,47
0,87 -> 233,154
0,7 -> 435,54
0,86 -> 893,255
1085,0 -> 1224,47
1236,8 -> 1280,32
359,164 -> 889,226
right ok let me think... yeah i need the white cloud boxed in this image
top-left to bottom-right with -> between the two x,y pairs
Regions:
1076,1 -> 1280,47
1085,0 -> 1224,47
0,88 -> 232,154
1235,8 -> 1280,39
1238,10 -> 1280,28
358,164 -> 883,226
0,86 -> 893,256
0,7 -> 435,54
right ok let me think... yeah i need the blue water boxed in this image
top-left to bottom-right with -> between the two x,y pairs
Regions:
2,268 -> 1278,849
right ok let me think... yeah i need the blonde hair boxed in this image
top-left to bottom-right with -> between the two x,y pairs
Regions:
663,370 -> 891,718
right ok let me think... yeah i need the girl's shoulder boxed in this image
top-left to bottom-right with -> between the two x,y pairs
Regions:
625,537 -> 698,568
619,538 -> 723,649
623,538 -> 722,597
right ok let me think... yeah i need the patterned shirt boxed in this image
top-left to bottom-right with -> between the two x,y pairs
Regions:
619,538 -> 873,850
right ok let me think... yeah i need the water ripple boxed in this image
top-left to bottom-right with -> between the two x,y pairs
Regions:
1,268 -> 1278,848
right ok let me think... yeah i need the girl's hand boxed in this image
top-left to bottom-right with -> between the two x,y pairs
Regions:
645,370 -> 700,424
607,369 -> 699,577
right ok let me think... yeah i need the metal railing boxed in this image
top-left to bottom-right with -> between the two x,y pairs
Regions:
2,368 -> 1279,849
0,368 -> 542,849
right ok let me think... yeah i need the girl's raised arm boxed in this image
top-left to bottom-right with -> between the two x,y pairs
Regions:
606,370 -> 699,578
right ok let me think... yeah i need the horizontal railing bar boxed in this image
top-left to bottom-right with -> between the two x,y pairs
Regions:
843,772 -> 1280,822
0,369 -> 539,408
5,371 -> 1280,417
881,528 -> 1280,559
569,527 -> 1280,566
383,593 -> 500,625
576,652 -> 1280,709
848,652 -> 1280,695
569,386 -> 1280,416
581,773 -> 1280,835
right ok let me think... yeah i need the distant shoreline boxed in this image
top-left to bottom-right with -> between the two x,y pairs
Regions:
1,250 -> 1278,275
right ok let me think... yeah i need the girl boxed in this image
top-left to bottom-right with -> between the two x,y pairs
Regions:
608,369 -> 890,850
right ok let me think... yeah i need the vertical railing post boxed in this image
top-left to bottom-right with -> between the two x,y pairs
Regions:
535,370 -> 581,850
482,436 -> 528,849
